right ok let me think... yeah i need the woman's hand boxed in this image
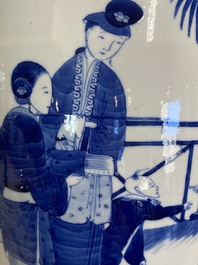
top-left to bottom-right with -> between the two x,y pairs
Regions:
55,115 -> 86,150
183,202 -> 193,210
139,261 -> 146,265
85,121 -> 97,128
189,185 -> 198,193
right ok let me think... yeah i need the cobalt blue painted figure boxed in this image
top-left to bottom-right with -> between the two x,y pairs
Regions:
41,1 -> 144,264
0,61 -> 70,265
101,175 -> 192,265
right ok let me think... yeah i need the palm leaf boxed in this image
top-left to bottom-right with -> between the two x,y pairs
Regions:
171,0 -> 198,43
174,0 -> 185,17
195,4 -> 198,42
188,0 -> 198,36
180,0 -> 194,29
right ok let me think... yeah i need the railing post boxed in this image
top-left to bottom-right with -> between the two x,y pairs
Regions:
180,144 -> 194,221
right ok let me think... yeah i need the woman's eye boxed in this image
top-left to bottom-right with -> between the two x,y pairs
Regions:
98,36 -> 104,39
116,42 -> 122,45
43,91 -> 49,94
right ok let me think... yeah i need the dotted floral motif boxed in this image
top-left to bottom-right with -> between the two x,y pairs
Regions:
60,174 -> 112,225
78,206 -> 83,211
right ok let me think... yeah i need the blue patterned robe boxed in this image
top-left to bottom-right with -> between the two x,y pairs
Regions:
45,49 -> 127,265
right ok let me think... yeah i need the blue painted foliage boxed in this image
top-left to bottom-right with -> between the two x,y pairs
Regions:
171,0 -> 198,43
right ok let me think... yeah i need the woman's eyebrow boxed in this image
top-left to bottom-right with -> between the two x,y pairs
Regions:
42,86 -> 48,89
98,29 -> 125,40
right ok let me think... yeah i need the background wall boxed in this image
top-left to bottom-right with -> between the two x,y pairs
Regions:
1,0 -> 198,121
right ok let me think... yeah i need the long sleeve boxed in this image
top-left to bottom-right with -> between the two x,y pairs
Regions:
51,57 -> 75,115
39,57 -> 76,151
88,63 -> 126,160
136,200 -> 184,220
147,204 -> 184,220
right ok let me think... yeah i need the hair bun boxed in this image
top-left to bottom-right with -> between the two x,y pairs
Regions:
12,77 -> 32,104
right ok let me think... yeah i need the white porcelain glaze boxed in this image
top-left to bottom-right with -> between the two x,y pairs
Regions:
0,1 -> 198,265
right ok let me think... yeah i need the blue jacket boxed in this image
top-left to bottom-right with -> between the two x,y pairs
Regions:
50,50 -> 126,160
1,107 -> 69,265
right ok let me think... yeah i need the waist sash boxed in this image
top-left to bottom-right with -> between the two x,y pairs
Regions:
3,187 -> 36,204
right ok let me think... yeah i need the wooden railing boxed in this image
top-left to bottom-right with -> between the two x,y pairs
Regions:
113,117 -> 198,221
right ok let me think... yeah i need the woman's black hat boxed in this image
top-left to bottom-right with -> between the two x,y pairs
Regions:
84,0 -> 144,37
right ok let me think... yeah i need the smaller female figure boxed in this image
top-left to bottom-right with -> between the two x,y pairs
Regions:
102,175 -> 192,265
0,61 -> 70,265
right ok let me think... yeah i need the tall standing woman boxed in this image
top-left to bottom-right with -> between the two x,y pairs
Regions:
47,1 -> 144,264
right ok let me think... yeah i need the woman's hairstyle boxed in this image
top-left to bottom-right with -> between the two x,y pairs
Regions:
85,21 -> 98,33
11,61 -> 48,105
83,0 -> 144,38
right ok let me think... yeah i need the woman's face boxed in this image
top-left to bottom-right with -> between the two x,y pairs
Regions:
30,73 -> 52,114
86,25 -> 127,61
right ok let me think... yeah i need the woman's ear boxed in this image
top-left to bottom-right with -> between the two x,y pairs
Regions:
85,28 -> 92,42
85,30 -> 90,42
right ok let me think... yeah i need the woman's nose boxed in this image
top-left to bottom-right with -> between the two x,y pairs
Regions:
103,41 -> 114,51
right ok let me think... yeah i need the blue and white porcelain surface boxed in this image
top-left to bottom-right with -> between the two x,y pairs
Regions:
0,1 -> 198,265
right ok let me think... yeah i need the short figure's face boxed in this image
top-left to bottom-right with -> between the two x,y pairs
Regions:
138,178 -> 160,198
30,74 -> 52,114
86,26 -> 127,61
